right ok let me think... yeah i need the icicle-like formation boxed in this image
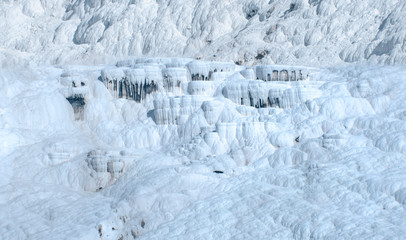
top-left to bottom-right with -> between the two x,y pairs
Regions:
187,60 -> 235,81
162,68 -> 188,95
222,80 -> 321,109
255,65 -> 310,81
153,95 -> 207,125
101,68 -> 126,99
187,61 -> 212,81
101,67 -> 159,103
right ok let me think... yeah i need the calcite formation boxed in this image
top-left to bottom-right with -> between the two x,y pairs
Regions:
86,150 -> 127,190
97,59 -> 319,157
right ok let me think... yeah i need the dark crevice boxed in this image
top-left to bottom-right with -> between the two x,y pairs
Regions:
66,94 -> 85,120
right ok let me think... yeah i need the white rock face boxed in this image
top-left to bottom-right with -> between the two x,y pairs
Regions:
2,1 -> 406,239
1,1 -> 406,66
